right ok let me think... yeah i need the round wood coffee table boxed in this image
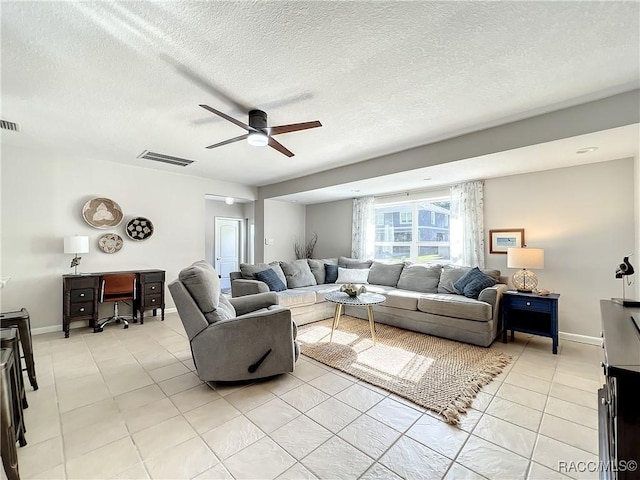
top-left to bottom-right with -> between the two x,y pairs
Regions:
325,291 -> 385,344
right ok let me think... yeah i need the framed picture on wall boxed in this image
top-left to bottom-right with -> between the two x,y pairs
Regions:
489,229 -> 525,254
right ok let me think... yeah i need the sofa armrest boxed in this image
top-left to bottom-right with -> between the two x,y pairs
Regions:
478,283 -> 508,311
230,292 -> 280,316
232,279 -> 269,297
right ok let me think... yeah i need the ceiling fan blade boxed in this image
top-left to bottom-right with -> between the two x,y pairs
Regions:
205,134 -> 248,149
268,137 -> 294,157
268,121 -> 322,136
199,104 -> 257,132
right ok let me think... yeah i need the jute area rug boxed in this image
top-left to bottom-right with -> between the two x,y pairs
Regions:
298,316 -> 511,425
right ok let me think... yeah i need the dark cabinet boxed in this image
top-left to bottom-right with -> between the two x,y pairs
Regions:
599,300 -> 640,480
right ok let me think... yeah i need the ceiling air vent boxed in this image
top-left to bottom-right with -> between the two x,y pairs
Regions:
138,150 -> 194,167
0,120 -> 20,132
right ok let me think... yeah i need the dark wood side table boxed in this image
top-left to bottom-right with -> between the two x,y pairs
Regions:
0,308 -> 38,390
1,348 -> 21,480
502,291 -> 560,354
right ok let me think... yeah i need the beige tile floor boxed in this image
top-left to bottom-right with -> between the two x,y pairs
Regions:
8,313 -> 604,480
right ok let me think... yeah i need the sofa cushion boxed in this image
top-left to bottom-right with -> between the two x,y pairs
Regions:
240,262 -> 287,285
397,264 -> 442,293
336,267 -> 370,284
275,289 -> 317,308
339,256 -> 373,269
178,261 -> 236,323
367,262 -> 405,287
280,259 -> 317,288
417,294 -> 492,321
294,284 -> 340,302
383,290 -> 420,311
438,265 -> 500,294
254,268 -> 287,292
307,258 -> 338,284
453,267 -> 497,299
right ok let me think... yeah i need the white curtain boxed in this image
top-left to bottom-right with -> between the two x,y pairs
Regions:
351,196 -> 375,259
450,180 -> 485,267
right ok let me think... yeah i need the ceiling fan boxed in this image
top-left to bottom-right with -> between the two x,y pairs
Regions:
199,104 -> 321,157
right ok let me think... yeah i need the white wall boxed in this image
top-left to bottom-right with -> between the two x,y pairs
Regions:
0,144 -> 256,331
303,158 -> 636,338
305,199 -> 353,258
263,199 -> 306,262
484,158 -> 634,339
635,155 -> 640,300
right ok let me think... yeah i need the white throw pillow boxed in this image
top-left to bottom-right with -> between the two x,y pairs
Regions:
335,267 -> 370,284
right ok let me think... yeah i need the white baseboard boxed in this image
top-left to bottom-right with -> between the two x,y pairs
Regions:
558,331 -> 601,346
32,307 -> 178,336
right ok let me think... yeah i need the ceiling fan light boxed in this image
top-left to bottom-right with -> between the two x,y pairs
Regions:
247,132 -> 268,147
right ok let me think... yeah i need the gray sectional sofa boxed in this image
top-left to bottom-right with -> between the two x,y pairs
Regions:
230,257 -> 508,347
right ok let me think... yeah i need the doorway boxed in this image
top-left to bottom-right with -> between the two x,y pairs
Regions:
214,217 -> 242,291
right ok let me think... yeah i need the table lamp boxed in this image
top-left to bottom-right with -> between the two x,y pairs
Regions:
64,235 -> 89,275
507,247 -> 544,292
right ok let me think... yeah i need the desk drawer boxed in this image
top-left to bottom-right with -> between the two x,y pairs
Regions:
506,296 -> 551,312
144,282 -> 162,295
70,288 -> 94,303
69,302 -> 93,317
144,294 -> 162,308
142,272 -> 164,283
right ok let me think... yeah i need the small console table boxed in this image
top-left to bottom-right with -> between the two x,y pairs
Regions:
502,290 -> 560,354
62,269 -> 165,337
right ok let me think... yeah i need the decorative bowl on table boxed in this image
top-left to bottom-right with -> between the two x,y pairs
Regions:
340,283 -> 367,297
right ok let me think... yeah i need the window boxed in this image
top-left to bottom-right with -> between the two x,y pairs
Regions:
374,197 -> 450,263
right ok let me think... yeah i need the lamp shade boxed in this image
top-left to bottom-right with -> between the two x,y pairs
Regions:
64,235 -> 89,254
507,247 -> 544,269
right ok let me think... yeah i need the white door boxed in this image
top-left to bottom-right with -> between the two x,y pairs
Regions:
214,218 -> 241,290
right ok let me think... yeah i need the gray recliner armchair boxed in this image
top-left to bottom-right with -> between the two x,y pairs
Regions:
168,261 -> 299,382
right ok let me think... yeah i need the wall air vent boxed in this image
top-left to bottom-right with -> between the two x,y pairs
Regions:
0,120 -> 20,132
138,150 -> 194,167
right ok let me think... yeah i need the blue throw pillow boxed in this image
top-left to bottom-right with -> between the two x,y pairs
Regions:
463,274 -> 497,299
453,267 -> 481,294
324,264 -> 346,283
254,268 -> 287,292
454,267 -> 497,299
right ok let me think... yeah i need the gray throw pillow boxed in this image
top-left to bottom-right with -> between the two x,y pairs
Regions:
307,258 -> 337,284
239,262 -> 286,285
367,262 -> 405,287
397,264 -> 442,293
280,259 -> 317,288
339,256 -> 373,269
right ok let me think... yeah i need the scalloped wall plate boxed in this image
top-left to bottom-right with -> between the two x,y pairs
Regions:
126,217 -> 154,241
82,197 -> 124,229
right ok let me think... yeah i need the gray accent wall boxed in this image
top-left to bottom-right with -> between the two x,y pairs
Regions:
305,199 -> 353,259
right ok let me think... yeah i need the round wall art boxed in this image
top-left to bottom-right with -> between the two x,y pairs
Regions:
98,233 -> 123,254
126,217 -> 154,241
82,197 -> 124,229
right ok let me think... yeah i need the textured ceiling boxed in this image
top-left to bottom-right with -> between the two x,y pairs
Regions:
1,1 -> 639,190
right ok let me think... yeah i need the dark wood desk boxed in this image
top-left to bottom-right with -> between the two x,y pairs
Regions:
62,270 -> 165,337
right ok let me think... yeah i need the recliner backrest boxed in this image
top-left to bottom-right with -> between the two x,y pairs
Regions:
168,280 -> 209,340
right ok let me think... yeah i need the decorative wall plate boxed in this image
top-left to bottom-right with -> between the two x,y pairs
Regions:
82,197 -> 124,229
126,217 -> 154,241
98,233 -> 123,254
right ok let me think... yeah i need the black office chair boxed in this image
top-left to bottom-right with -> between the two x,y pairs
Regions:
94,273 -> 137,332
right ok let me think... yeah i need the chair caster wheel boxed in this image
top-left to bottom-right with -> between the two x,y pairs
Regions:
94,327 -> 104,333
116,319 -> 121,324
124,324 -> 129,329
